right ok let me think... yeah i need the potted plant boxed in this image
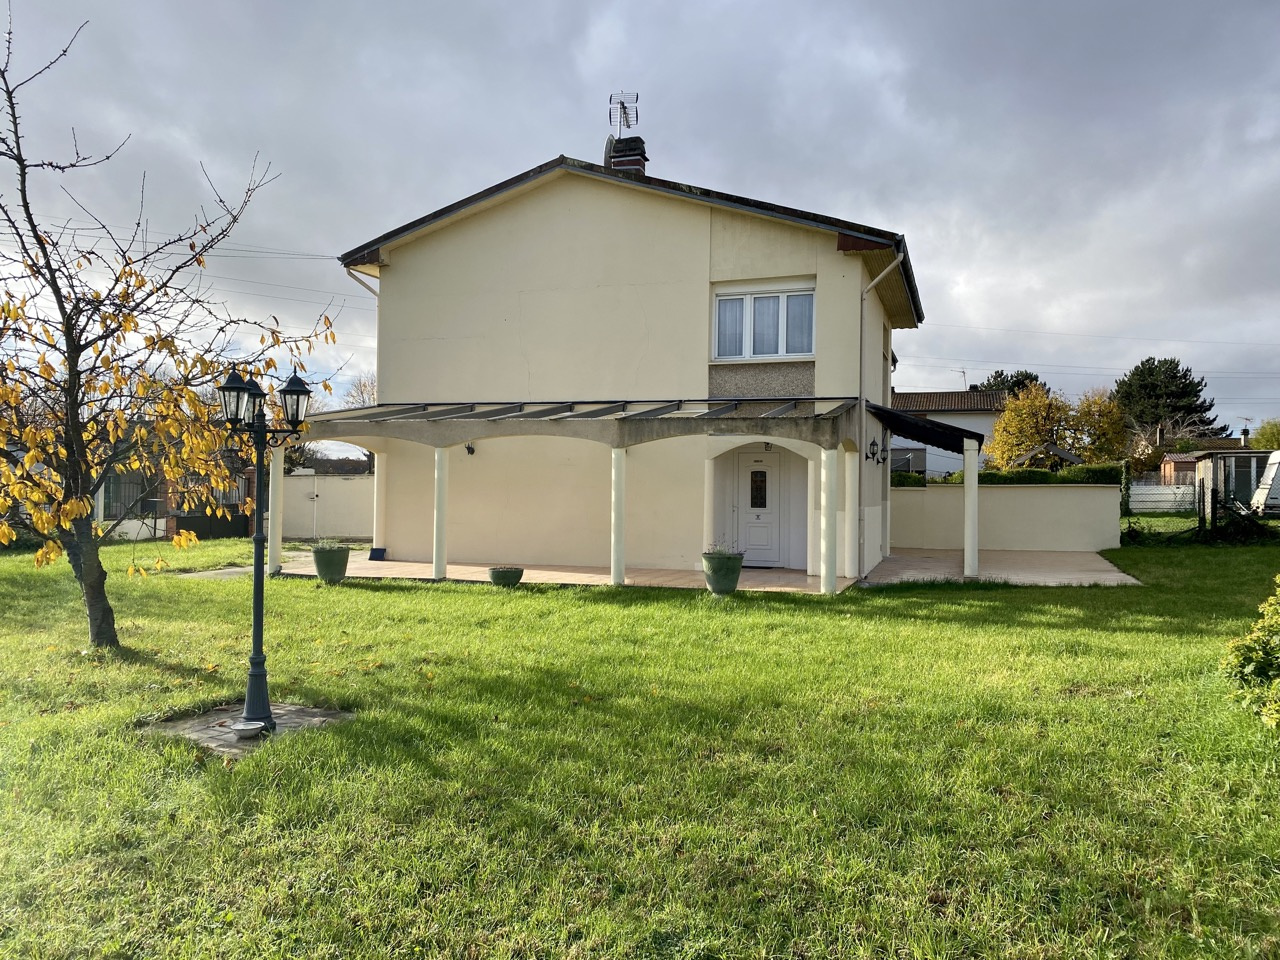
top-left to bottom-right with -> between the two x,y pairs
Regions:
312,539 -> 351,585
488,565 -> 524,587
701,541 -> 744,596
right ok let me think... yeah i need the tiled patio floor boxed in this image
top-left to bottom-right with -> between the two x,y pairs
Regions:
278,554 -> 854,594
275,548 -> 1138,591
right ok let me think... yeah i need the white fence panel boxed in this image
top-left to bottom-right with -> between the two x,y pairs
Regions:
280,474 -> 374,540
1129,484 -> 1195,513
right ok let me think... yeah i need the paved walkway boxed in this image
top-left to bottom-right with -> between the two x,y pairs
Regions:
274,548 -> 1137,591
863,548 -> 1139,587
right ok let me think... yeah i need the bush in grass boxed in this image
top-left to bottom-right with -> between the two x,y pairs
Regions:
891,471 -> 925,488
1223,574 -> 1280,726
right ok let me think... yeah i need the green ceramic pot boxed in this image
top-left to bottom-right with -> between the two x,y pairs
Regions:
312,546 -> 351,585
701,552 -> 743,595
488,566 -> 524,587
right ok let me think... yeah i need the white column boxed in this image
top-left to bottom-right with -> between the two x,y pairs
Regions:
881,451 -> 891,559
433,447 -> 448,580
611,447 -> 626,586
820,448 -> 839,594
963,438 -> 979,579
843,449 -> 858,579
702,458 -> 715,555
806,458 -> 818,576
373,453 -> 386,552
267,447 -> 285,575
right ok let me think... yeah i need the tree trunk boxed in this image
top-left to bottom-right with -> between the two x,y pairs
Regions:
63,518 -> 119,648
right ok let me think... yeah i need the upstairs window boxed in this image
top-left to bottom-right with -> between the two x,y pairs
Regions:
714,290 -> 814,360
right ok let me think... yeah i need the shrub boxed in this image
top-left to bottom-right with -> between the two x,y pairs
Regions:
1058,463 -> 1124,485
890,472 -> 925,488
1223,574 -> 1280,727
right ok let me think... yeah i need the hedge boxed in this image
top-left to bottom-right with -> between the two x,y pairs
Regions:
936,463 -> 1124,486
890,471 -> 926,488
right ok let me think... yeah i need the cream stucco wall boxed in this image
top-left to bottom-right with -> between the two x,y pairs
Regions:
890,485 -> 1120,552
368,169 -> 902,571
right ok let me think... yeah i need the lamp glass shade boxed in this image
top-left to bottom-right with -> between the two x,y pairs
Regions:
280,372 -> 311,428
218,370 -> 250,424
244,378 -> 267,419
866,437 -> 879,460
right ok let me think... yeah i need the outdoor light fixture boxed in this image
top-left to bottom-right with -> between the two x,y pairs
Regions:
865,428 -> 890,465
217,366 -> 312,732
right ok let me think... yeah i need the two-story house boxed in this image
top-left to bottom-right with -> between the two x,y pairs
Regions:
293,139 -> 983,591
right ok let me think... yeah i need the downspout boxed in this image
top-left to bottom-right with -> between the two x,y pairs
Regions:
857,242 -> 904,580
345,267 -> 379,298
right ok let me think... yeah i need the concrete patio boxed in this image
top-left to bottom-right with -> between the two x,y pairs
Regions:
275,548 -> 1138,591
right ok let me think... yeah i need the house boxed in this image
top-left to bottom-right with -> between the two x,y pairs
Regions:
292,138 -> 984,591
890,389 -> 1007,476
1011,443 -> 1084,471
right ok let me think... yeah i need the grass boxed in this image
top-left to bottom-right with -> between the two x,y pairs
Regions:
1,541 -> 1280,958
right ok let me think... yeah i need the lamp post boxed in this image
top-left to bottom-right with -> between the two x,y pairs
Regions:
217,368 -> 311,731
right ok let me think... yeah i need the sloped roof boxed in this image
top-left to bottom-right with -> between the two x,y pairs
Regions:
1162,452 -> 1198,463
892,389 -> 1008,414
338,155 -> 924,328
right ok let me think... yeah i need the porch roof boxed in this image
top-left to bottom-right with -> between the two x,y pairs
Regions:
305,397 -> 984,454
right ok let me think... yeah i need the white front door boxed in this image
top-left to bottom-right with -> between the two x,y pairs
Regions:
737,452 -> 781,566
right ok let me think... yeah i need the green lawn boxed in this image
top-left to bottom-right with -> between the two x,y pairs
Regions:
1,541 -> 1279,958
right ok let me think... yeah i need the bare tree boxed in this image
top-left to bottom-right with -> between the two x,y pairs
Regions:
0,20 -> 333,647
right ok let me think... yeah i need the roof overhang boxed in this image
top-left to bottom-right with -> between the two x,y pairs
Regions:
338,157 -> 925,328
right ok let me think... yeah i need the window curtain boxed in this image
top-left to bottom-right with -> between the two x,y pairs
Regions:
786,293 -> 814,354
753,296 -> 780,355
716,298 -> 745,357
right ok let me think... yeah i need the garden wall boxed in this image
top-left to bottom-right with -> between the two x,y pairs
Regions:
891,485 -> 1120,552
278,474 -> 373,541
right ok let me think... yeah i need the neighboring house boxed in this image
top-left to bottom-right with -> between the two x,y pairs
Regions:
1011,443 -> 1084,471
1159,453 -> 1197,485
299,137 -> 983,590
890,389 -> 1007,476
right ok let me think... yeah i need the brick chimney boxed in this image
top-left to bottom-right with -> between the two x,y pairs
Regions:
608,136 -> 648,174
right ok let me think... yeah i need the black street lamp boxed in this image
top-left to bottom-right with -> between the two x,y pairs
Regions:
217,368 -> 312,732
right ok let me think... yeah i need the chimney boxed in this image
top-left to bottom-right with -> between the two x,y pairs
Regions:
1241,427 -> 1250,448
608,136 -> 648,174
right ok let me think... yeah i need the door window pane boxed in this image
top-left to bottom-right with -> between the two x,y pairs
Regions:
786,293 -> 814,354
750,469 -> 767,509
716,298 -> 744,358
752,296 -> 779,355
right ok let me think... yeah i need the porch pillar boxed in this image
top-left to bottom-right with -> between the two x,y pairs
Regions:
820,448 -> 838,594
611,447 -> 626,586
806,458 -> 818,576
433,447 -> 448,580
843,449 -> 858,579
371,451 -> 388,557
267,447 -> 285,575
702,458 -> 715,554
963,438 -> 979,578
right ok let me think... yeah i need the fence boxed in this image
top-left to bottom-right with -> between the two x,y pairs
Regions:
1128,483 -> 1196,513
278,474 -> 374,541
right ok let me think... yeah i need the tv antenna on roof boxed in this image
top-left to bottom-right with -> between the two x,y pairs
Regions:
609,91 -> 639,137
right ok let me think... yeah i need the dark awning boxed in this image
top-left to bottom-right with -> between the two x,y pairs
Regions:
866,401 -> 984,455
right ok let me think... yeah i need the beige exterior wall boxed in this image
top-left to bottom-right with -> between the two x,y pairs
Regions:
369,170 -> 901,571
890,485 -> 1120,552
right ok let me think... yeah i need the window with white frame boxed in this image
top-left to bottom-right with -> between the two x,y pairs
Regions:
713,289 -> 814,360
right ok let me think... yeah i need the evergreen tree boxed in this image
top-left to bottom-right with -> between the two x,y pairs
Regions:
1111,357 -> 1227,438
973,369 -> 1047,396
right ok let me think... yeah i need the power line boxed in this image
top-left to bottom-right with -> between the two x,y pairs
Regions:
926,321 -> 1280,349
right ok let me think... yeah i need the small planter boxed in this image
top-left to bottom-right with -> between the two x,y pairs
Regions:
488,566 -> 524,587
701,552 -> 744,596
312,544 -> 351,585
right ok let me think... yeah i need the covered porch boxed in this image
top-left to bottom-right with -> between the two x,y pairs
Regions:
270,397 -> 984,594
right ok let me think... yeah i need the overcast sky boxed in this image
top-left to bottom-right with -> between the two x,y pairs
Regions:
12,1 -> 1280,433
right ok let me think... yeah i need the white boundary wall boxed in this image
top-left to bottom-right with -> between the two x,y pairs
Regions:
280,474 -> 374,540
892,485 -> 1120,552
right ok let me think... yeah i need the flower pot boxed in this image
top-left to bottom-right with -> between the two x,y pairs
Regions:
488,566 -> 524,587
701,552 -> 744,595
312,545 -> 351,585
